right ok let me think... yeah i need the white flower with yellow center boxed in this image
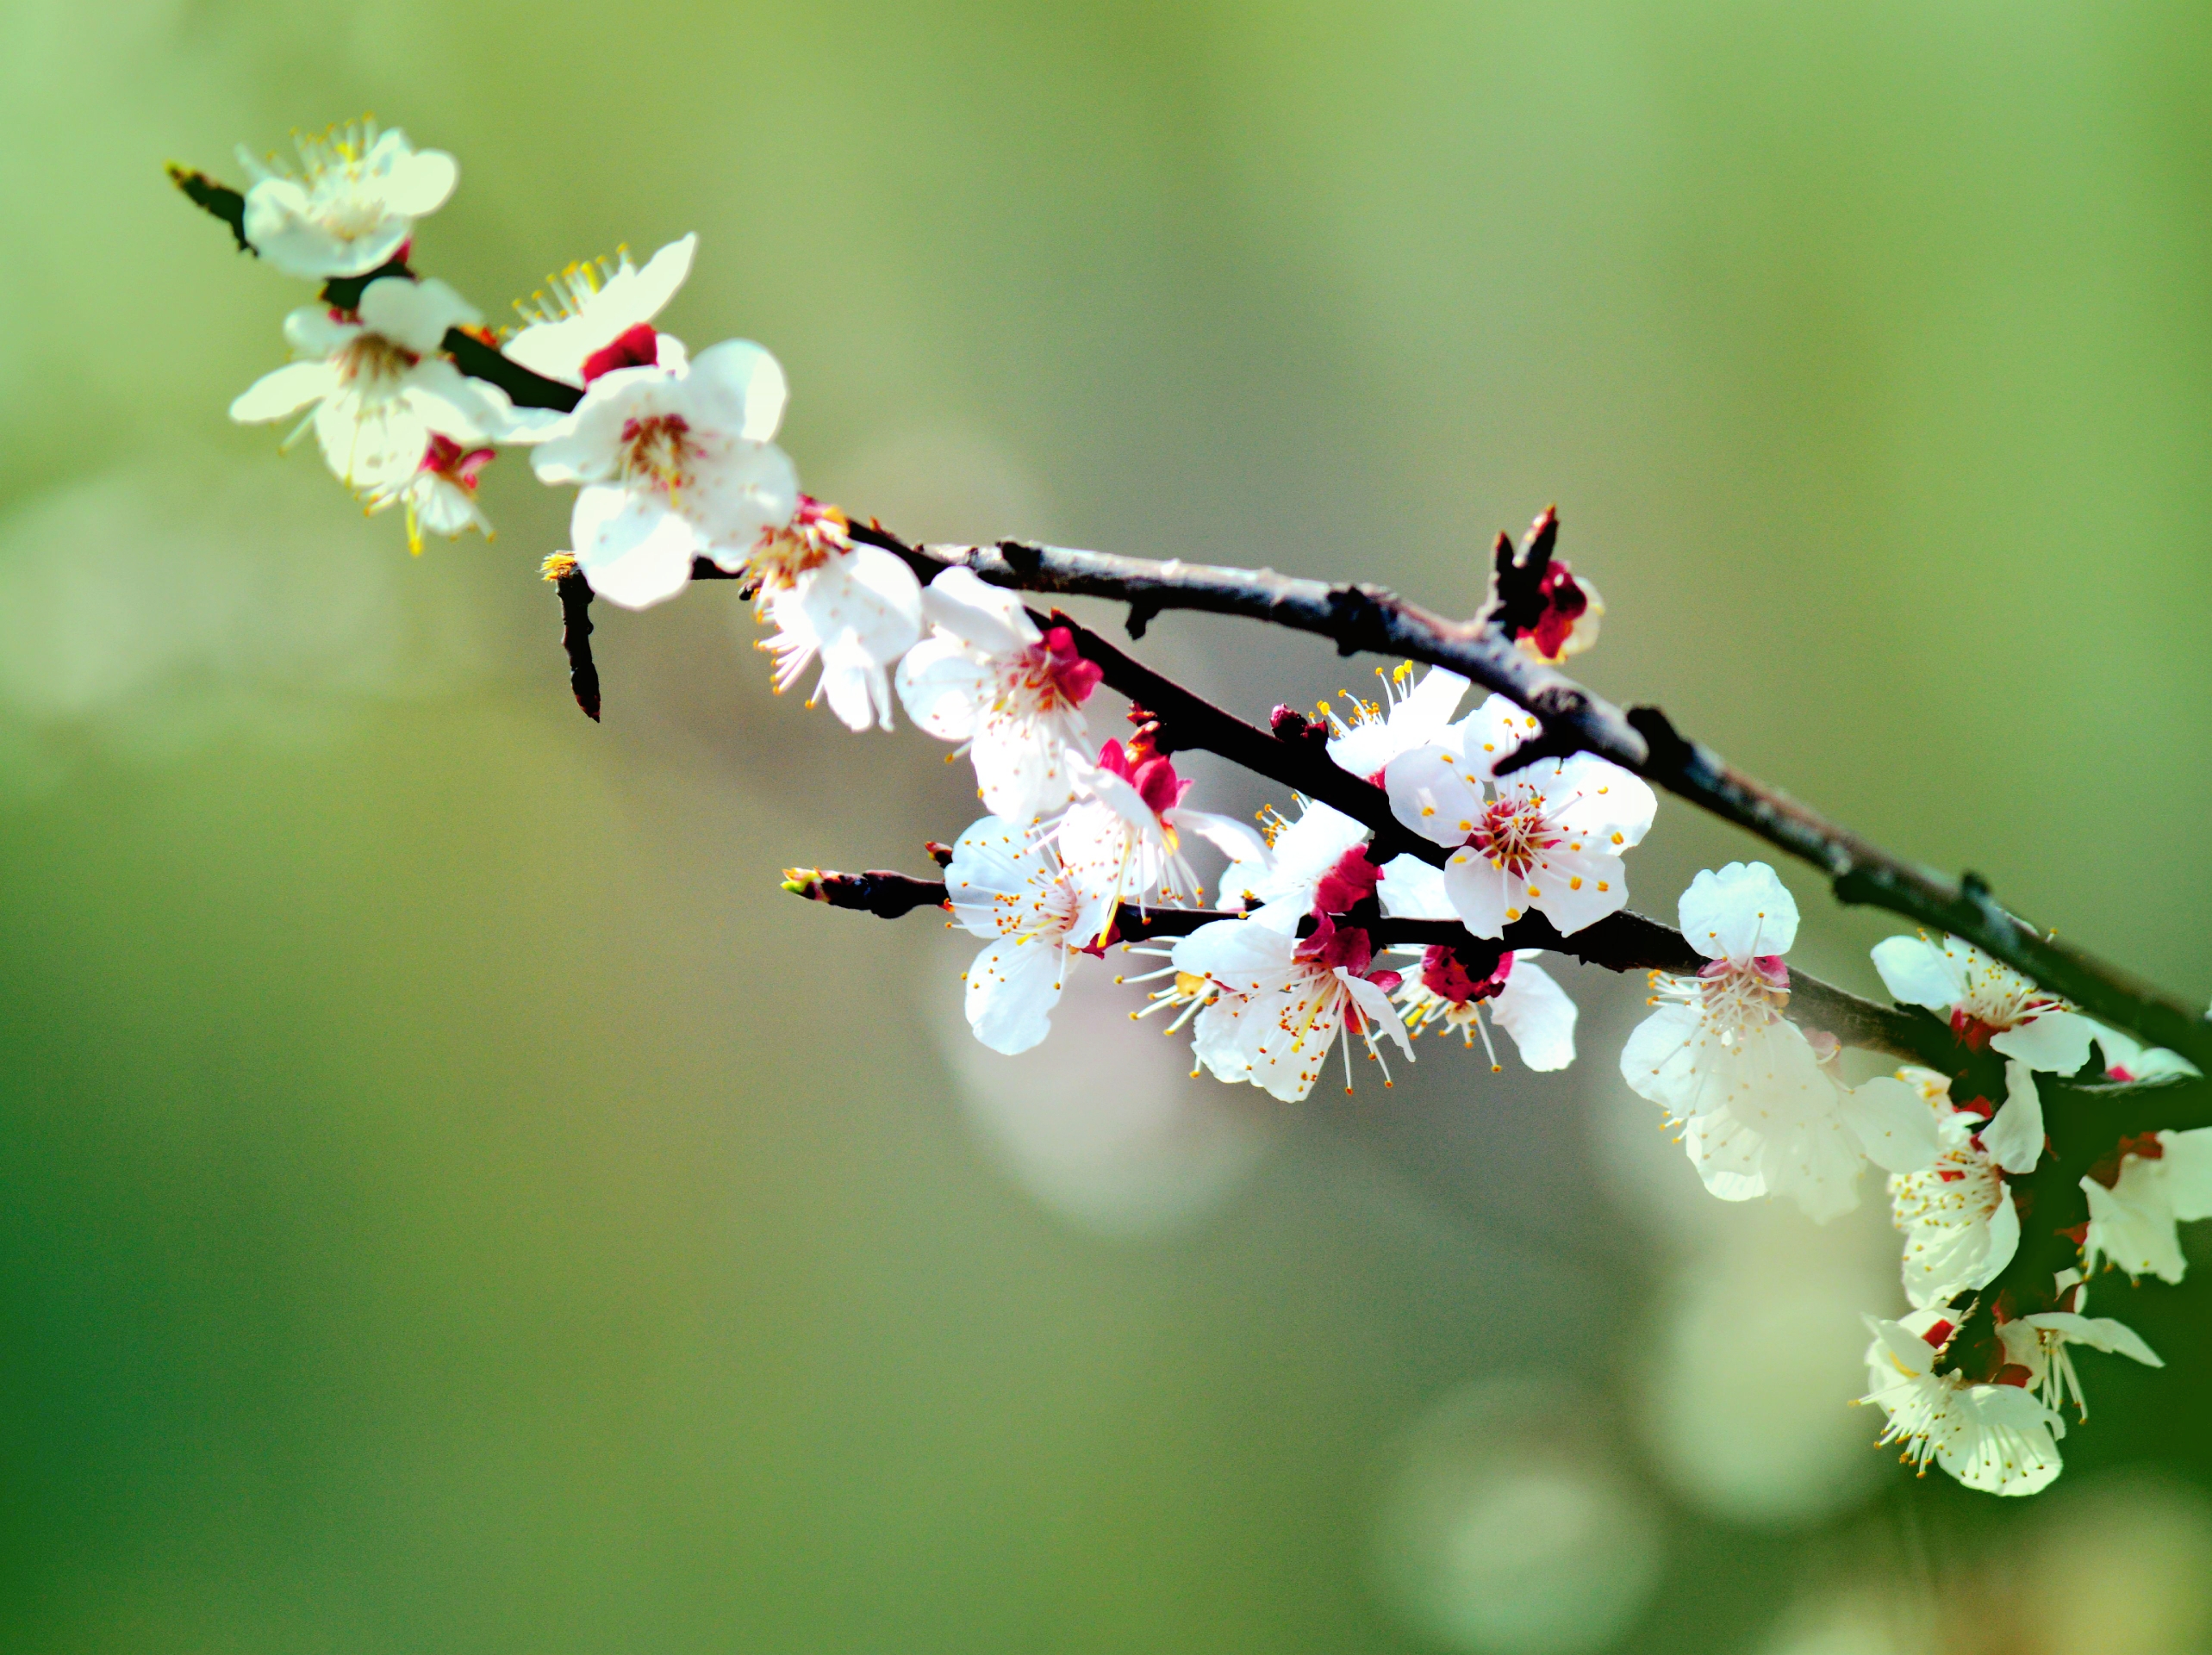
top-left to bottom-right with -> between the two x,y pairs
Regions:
230,276 -> 504,492
529,336 -> 801,610
946,817 -> 1112,1055
1872,934 -> 2101,1173
1168,913 -> 1412,1102
1886,1067 -> 2021,1309
237,121 -> 458,279
1860,1310 -> 2064,1496
895,568 -> 1103,820
1384,694 -> 1655,937
1621,862 -> 1940,1221
1318,661 -> 1469,780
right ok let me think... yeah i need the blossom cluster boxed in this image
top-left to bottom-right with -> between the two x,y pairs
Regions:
193,121 -> 2212,1504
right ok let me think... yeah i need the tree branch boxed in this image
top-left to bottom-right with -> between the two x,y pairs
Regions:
786,868 -> 1946,1067
839,522 -> 2212,1070
169,167 -> 2208,1066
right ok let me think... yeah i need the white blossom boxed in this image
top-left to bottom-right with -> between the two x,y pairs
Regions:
504,235 -> 698,387
1385,693 -> 1656,937
1871,933 -> 2100,1171
945,817 -> 1112,1055
754,504 -> 925,732
359,432 -> 495,554
1886,1067 -> 2021,1309
2090,1022 -> 2201,1084
1055,737 -> 1268,918
237,121 -> 458,279
1219,798 -> 1369,916
1622,862 -> 1940,1221
2080,1126 -> 2212,1284
230,276 -> 504,492
1860,1310 -> 2064,1496
1375,856 -> 1576,1071
1996,1273 -> 2162,1422
1320,662 -> 1470,779
529,334 -> 799,609
894,567 -> 1102,819
1167,912 -> 1411,1101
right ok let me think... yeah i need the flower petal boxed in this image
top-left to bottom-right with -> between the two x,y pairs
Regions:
229,360 -> 337,423
1980,1061 -> 2045,1175
894,638 -> 989,741
1676,860 -> 1799,961
2159,1125 -> 2212,1223
1870,935 -> 1966,1011
1523,848 -> 1627,936
919,565 -> 1034,656
571,485 -> 699,609
1838,1074 -> 1943,1174
1441,849 -> 1511,938
1990,1009 -> 2097,1076
686,339 -> 789,442
1490,957 -> 1577,1072
1384,745 -> 1485,849
357,276 -> 480,355
963,934 -> 1069,1055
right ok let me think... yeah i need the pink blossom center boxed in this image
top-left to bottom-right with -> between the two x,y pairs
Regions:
620,412 -> 693,493
1019,626 -> 1102,709
1419,944 -> 1512,1006
1097,737 -> 1189,817
1295,912 -> 1374,976
583,322 -> 662,383
1312,848 -> 1385,918
1517,563 -> 1592,661
1469,793 -> 1555,877
336,330 -> 419,387
418,432 -> 495,489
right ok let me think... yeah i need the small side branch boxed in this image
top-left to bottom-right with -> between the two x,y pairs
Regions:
166,165 -> 249,251
553,569 -> 601,721
790,868 -> 1943,1066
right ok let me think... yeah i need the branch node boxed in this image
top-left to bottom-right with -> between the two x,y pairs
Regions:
1624,704 -> 1694,777
1326,584 -> 1395,656
999,540 -> 1045,578
1268,704 -> 1332,752
1125,595 -> 1162,639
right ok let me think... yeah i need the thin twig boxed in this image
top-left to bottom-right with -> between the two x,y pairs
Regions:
554,569 -> 600,721
787,868 -> 1947,1067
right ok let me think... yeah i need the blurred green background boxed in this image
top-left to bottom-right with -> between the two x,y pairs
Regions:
3,1 -> 2211,1650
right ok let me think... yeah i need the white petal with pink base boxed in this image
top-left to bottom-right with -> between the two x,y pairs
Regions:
1385,695 -> 1655,939
1860,1310 -> 2064,1496
946,817 -> 1112,1055
231,277 -> 506,493
895,567 -> 1101,820
1622,862 -> 1940,1221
